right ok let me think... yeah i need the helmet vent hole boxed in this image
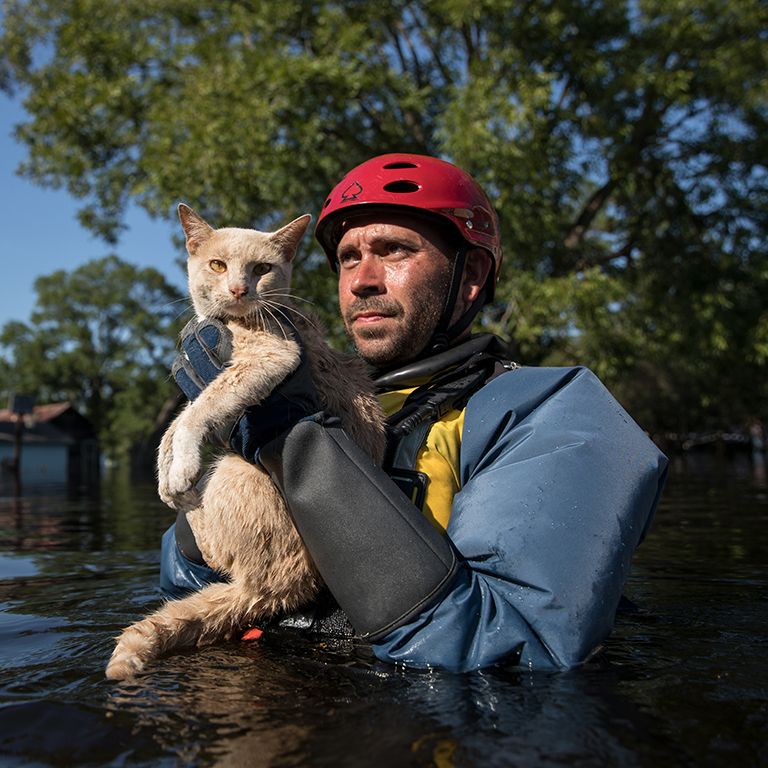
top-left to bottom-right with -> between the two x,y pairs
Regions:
383,162 -> 418,169
383,180 -> 420,193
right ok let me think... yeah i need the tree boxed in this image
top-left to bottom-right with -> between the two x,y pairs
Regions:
1,0 -> 766,434
0,255 -> 185,458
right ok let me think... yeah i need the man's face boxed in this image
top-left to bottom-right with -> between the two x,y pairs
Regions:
336,213 -> 454,368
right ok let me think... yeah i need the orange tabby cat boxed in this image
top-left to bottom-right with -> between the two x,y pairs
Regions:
106,204 -> 385,679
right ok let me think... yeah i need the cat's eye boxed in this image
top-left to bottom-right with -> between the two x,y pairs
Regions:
209,259 -> 227,273
253,263 -> 271,276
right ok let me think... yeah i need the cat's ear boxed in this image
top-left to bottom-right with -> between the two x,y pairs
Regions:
271,214 -> 312,261
178,203 -> 214,256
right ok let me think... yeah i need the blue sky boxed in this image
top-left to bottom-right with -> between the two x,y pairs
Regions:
0,94 -> 186,329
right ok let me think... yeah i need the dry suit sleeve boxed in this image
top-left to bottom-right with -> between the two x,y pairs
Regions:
258,416 -> 460,640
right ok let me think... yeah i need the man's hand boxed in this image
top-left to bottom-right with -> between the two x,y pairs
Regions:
170,316 -> 322,464
167,318 -> 459,646
228,342 -> 322,464
172,318 -> 233,400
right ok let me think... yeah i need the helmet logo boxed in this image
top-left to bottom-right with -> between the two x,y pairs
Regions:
341,182 -> 363,202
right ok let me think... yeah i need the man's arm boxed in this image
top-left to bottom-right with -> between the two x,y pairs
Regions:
258,417 -> 462,639
369,366 -> 668,670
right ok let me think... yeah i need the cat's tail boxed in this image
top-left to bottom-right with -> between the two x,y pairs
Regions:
106,581 -> 263,680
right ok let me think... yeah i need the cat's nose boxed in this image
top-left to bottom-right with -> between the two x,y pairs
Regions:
229,284 -> 249,298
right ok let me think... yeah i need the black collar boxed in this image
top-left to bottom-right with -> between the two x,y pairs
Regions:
373,334 -> 508,391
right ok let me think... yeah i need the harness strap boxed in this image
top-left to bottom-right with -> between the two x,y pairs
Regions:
384,351 -> 509,480
386,369 -> 483,442
427,246 -> 468,354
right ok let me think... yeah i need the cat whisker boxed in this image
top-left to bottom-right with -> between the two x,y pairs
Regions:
160,296 -> 195,322
260,309 -> 280,337
259,304 -> 291,341
251,304 -> 268,332
172,305 -> 195,322
259,289 -> 317,307
273,305 -> 299,329
265,305 -> 294,337
162,296 -> 195,307
265,300 -> 319,332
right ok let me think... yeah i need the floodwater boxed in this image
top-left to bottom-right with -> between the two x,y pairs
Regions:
0,453 -> 766,767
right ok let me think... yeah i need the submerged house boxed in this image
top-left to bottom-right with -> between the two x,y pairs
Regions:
0,402 -> 100,485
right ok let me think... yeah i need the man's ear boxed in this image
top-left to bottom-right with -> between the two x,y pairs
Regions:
461,249 -> 493,306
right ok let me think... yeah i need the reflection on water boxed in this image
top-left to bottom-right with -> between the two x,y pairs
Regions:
0,455 -> 766,767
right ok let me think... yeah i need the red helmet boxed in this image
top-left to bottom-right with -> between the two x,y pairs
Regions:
315,153 -> 502,300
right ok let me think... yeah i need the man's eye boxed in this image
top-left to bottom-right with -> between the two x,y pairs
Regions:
209,259 -> 227,273
253,263 -> 271,276
338,251 -> 360,267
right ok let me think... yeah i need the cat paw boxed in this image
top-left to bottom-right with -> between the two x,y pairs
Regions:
158,472 -> 201,509
158,471 -> 181,509
167,454 -> 200,496
104,656 -> 144,680
105,646 -> 146,680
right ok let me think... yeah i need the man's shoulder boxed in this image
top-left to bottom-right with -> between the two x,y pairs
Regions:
462,363 -> 633,448
461,363 -> 664,478
473,363 -> 598,414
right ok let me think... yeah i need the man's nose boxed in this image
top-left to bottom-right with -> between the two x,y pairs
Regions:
350,255 -> 385,295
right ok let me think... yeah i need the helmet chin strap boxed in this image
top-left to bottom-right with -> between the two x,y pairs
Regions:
427,246 -> 486,355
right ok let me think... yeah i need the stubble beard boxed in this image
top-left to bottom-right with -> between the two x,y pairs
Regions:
344,291 -> 448,370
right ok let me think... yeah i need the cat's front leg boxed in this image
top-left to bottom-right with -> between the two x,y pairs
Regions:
157,413 -> 179,507
156,401 -> 206,507
165,419 -> 205,501
163,332 -> 302,503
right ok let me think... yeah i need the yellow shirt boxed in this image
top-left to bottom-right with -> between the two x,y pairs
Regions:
379,388 -> 465,532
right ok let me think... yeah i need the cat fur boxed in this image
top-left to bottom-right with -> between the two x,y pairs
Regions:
106,205 -> 385,679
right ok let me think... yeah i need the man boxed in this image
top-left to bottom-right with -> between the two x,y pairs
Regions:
163,153 -> 668,672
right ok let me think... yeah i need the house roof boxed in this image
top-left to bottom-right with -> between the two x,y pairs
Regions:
30,402 -> 72,423
0,401 -> 72,423
0,402 -> 80,446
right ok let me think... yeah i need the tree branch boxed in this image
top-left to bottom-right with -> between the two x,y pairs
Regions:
390,22 -> 422,87
564,96 -> 668,251
407,5 -> 455,87
575,237 -> 635,273
564,178 -> 618,249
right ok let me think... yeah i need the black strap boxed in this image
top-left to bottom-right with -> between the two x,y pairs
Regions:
387,420 -> 433,511
381,351 -> 509,522
384,351 -> 502,467
427,246 -> 468,354
374,334 -> 509,390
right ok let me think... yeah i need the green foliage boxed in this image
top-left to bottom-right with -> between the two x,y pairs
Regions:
1,0 -> 766,434
0,255 -> 184,458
